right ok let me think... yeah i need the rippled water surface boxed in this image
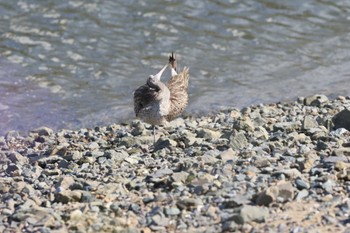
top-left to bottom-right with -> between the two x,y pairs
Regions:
1,0 -> 350,135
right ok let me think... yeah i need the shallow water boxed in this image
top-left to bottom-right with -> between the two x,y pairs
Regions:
1,0 -> 350,135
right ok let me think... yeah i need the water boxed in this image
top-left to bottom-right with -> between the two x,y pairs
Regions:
1,0 -> 350,135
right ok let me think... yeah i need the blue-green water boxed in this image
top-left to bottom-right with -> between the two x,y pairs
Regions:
1,0 -> 350,135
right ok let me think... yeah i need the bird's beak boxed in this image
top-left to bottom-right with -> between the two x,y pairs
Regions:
153,64 -> 168,81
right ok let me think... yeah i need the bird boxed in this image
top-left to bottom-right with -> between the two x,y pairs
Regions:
133,52 -> 189,144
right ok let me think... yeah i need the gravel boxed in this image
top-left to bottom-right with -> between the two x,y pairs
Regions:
1,94 -> 350,232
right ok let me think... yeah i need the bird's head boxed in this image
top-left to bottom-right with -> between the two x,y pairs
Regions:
146,63 -> 168,90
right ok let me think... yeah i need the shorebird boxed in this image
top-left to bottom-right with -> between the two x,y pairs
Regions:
133,53 -> 189,143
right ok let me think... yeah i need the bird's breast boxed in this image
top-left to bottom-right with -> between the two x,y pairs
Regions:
138,101 -> 169,125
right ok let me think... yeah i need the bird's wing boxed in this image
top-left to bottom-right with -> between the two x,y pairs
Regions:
166,67 -> 189,121
133,85 -> 158,116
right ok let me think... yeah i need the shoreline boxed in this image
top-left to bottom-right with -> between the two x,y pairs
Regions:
1,94 -> 350,232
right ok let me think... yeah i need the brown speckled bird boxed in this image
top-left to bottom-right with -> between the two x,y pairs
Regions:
133,53 -> 189,143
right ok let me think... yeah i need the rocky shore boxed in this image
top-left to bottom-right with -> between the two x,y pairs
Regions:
1,94 -> 350,232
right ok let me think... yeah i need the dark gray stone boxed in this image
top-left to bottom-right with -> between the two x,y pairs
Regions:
222,220 -> 238,232
295,178 -> 310,190
37,155 -> 65,166
256,186 -> 278,206
64,151 -> 83,161
332,108 -> 350,131
31,127 -> 53,136
317,140 -> 328,150
222,195 -> 250,208
8,151 -> 28,165
131,121 -> 145,136
6,164 -> 22,176
154,138 -> 177,150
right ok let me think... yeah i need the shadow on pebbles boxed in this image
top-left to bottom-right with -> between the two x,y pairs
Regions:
1,94 -> 350,232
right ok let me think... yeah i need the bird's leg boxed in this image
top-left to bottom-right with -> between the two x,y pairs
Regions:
153,125 -> 156,145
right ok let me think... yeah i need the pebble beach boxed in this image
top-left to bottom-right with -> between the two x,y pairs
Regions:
1,94 -> 350,233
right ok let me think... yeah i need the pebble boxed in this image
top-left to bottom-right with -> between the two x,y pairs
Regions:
154,138 -> 177,150
333,148 -> 350,157
304,94 -> 329,107
302,116 -> 319,130
295,178 -> 310,190
171,171 -> 189,183
274,168 -> 301,179
31,126 -> 53,136
253,126 -> 269,140
322,180 -> 335,193
323,156 -> 348,164
124,156 -> 139,165
277,181 -> 295,202
165,207 -> 181,216
5,130 -> 20,141
55,176 -> 75,190
273,122 -> 299,132
105,149 -> 128,161
177,197 -> 203,210
151,168 -> 173,179
2,95 -> 350,232
230,131 -> 249,149
219,148 -> 238,163
256,186 -> 279,206
7,151 -> 29,165
295,189 -> 309,200
201,152 -> 219,165
196,128 -> 221,140
234,205 -> 270,224
54,190 -> 82,203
